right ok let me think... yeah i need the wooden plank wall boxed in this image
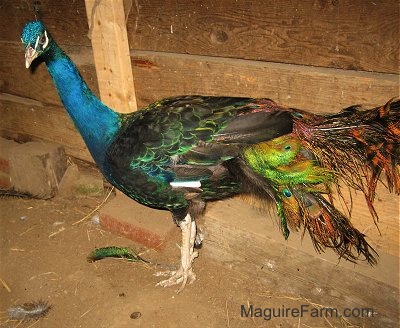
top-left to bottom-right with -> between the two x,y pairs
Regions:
0,1 -> 399,254
127,0 -> 399,73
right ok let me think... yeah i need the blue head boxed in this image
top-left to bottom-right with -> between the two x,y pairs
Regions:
21,21 -> 52,68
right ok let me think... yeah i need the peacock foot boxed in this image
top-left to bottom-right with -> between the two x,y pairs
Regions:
155,249 -> 198,292
155,213 -> 198,292
155,265 -> 197,292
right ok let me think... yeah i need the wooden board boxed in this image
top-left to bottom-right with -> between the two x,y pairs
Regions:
2,0 -> 398,74
203,198 -> 399,327
0,43 -> 98,107
0,93 -> 91,162
0,0 -> 90,46
126,0 -> 400,73
85,0 -> 137,113
130,51 -> 398,112
3,41 -> 397,115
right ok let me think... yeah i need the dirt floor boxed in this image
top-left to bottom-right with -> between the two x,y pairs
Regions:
0,194 -> 397,328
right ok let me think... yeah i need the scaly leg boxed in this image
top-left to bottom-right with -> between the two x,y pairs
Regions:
155,213 -> 198,292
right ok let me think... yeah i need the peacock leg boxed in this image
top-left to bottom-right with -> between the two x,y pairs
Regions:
155,213 -> 198,292
189,218 -> 198,262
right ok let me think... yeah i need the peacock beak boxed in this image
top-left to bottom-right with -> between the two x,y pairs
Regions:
25,45 -> 38,68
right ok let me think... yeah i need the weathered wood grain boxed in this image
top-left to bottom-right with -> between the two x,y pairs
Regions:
85,0 -> 137,113
4,41 -> 397,115
0,42 -> 98,107
0,93 -> 92,162
130,51 -> 399,112
0,0 -> 90,46
127,0 -> 399,73
2,0 -> 398,74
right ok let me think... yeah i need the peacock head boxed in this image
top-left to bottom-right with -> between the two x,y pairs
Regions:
21,21 -> 52,69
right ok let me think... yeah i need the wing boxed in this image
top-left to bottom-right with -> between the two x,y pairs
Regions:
105,96 -> 294,209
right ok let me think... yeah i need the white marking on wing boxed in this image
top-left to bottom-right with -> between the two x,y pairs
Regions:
170,181 -> 201,188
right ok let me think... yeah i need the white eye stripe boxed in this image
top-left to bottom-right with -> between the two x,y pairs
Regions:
34,35 -> 40,49
43,31 -> 49,48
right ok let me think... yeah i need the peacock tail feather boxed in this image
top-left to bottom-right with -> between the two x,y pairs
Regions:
293,98 -> 400,224
243,134 -> 335,237
241,99 -> 399,264
87,246 -> 148,263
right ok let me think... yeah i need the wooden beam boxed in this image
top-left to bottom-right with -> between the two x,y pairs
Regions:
85,0 -> 137,113
2,42 -> 397,115
126,0 -> 400,74
0,93 -> 92,162
0,42 -> 99,108
130,51 -> 399,112
3,0 -> 399,74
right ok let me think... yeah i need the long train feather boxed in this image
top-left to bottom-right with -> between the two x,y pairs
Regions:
293,98 -> 400,225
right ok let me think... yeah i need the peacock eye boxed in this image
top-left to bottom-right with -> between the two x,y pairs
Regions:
39,34 -> 47,44
37,31 -> 49,50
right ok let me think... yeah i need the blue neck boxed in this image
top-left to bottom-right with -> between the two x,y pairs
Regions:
43,42 -> 120,167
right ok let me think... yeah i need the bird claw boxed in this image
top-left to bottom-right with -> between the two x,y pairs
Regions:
153,270 -> 177,277
155,250 -> 198,292
155,267 -> 197,293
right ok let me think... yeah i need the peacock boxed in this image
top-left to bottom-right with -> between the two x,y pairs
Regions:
21,21 -> 399,292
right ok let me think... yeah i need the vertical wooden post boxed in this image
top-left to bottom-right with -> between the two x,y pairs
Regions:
85,0 -> 137,113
